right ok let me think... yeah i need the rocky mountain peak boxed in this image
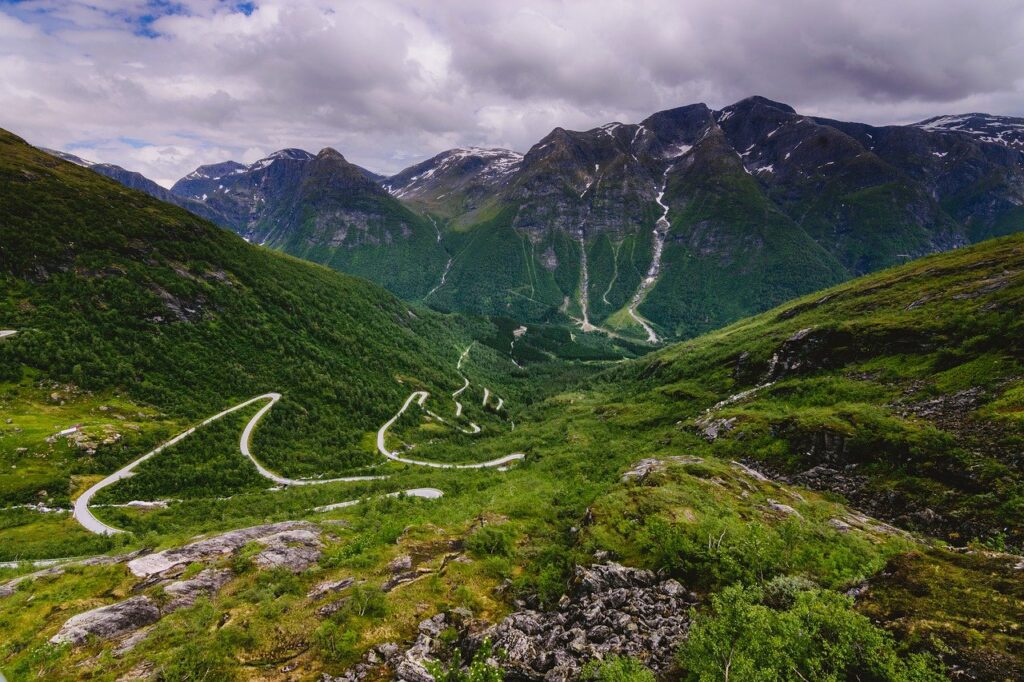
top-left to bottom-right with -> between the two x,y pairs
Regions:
725,95 -> 798,115
914,113 -> 1024,151
315,147 -> 348,162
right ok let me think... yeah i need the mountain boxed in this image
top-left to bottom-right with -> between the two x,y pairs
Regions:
564,229 -> 1024,677
3,130 -> 1023,678
384,147 -> 523,216
39,148 -> 225,225
914,113 -> 1024,150
405,96 -> 1024,341
169,147 -> 448,299
0,127 -> 508,520
44,98 -> 1024,345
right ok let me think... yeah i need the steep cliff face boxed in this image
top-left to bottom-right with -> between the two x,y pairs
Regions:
169,148 -> 447,299
51,97 -> 1024,342
399,96 -> 1024,341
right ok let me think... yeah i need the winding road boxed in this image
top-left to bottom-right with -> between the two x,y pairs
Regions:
376,391 -> 525,469
72,345 -> 521,535
73,393 -> 384,535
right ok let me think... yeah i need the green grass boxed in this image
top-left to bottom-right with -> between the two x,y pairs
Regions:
3,127 -> 1024,679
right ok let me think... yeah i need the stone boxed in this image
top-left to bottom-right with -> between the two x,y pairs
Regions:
388,554 -> 413,574
163,568 -> 233,611
128,521 -> 320,576
50,596 -> 160,646
252,528 -> 323,573
113,626 -> 154,656
308,577 -> 355,600
828,518 -> 853,532
621,456 -> 703,482
765,499 -> 802,518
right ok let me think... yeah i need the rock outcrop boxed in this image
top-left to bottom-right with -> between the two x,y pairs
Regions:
163,568 -> 233,611
252,527 -> 323,573
328,563 -> 697,681
50,595 -> 160,645
127,521 -> 320,577
621,456 -> 703,482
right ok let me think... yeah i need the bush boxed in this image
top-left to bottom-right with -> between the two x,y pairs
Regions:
314,621 -> 359,663
158,641 -> 234,681
678,583 -> 945,681
426,638 -> 504,682
466,525 -> 516,557
345,584 -> 388,619
581,655 -> 656,681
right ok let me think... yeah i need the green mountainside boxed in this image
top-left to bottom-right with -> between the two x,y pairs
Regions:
65,99 -> 1024,346
393,97 -> 1024,342
1,126 -> 1023,681
0,128 -> 543,556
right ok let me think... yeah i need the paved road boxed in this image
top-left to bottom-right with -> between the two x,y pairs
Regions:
0,330 -> 16,339
376,391 -> 525,469
74,393 -> 384,535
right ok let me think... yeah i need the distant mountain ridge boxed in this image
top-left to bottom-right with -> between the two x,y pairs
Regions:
39,148 -> 225,225
41,97 -> 1024,341
914,113 -> 1024,150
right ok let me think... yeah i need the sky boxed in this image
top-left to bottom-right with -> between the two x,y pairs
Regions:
1,0 -> 1022,187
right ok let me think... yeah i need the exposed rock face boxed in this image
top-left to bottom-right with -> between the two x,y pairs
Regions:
480,563 -> 695,680
252,528 -> 323,573
697,416 -> 737,442
329,563 -> 697,682
163,568 -> 233,611
49,523 -> 312,648
308,577 -> 355,601
382,555 -> 434,592
621,456 -> 704,482
50,595 -> 160,645
387,554 -> 413,574
127,521 -> 320,577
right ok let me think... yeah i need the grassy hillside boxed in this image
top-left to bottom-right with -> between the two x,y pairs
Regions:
2,125 -> 1023,680
614,233 -> 1024,548
258,150 -> 450,301
0,129 -> 559,558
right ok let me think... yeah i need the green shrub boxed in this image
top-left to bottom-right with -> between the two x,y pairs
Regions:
466,525 -> 515,557
678,583 -> 945,681
314,621 -> 359,663
158,641 -> 234,681
581,655 -> 656,681
426,638 -> 504,682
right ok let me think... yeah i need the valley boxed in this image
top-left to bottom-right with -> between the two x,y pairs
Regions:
5,2 -> 1024,678
3,99 -> 1024,681
51,97 -> 1024,349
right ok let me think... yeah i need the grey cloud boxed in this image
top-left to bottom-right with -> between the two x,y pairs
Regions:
0,0 -> 1021,186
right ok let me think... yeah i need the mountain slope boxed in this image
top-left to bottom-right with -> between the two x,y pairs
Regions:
48,99 -> 1024,346
40,148 -> 226,225
384,147 -> 523,217
394,97 -> 1024,342
0,128 -> 497,518
4,191 -> 1024,679
915,113 -> 1024,150
170,148 -> 448,299
609,231 -> 1024,547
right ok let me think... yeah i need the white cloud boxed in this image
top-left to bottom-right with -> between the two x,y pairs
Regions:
1,0 -> 1022,186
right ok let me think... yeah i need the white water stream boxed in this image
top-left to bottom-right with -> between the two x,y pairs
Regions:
627,167 -> 673,343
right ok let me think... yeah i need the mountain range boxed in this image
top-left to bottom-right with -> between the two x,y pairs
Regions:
4,122 -> 1024,679
43,96 -> 1024,342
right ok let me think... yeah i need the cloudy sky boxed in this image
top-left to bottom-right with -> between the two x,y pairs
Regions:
1,0 -> 1022,186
